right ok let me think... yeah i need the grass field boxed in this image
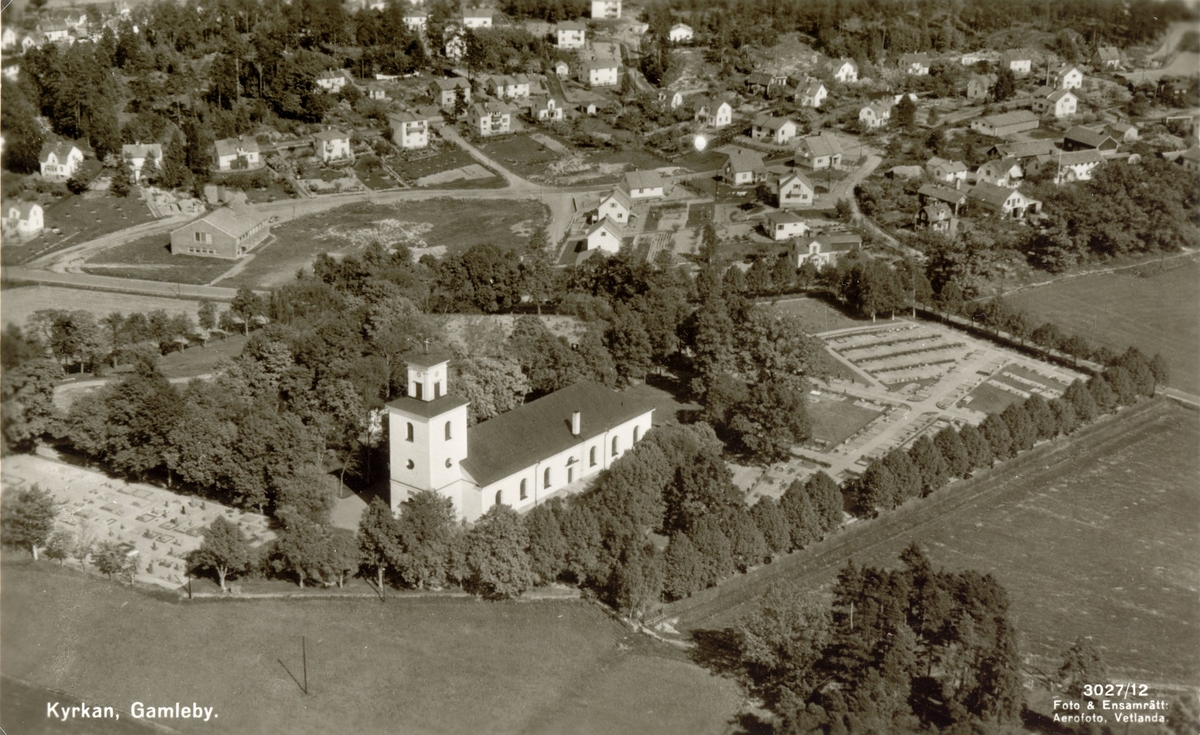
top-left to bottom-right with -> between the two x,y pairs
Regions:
82,234 -> 238,285
2,195 -> 157,266
769,297 -> 869,335
667,399 -> 1200,686
0,286 -> 209,328
0,563 -> 742,735
1007,259 -> 1200,394
476,134 -> 562,179
386,147 -> 479,183
806,396 -> 881,448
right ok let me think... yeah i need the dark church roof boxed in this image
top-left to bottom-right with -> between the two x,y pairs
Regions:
388,394 -> 470,419
461,382 -> 655,487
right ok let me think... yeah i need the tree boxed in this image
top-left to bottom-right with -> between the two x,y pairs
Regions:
907,436 -> 948,496
933,426 -> 969,478
198,300 -> 218,332
272,515 -> 331,588
93,540 -> 135,582
395,490 -> 456,589
2,358 -> 64,453
1088,375 -> 1118,414
663,451 -> 741,535
727,378 -> 812,464
44,529 -> 75,565
188,516 -> 252,592
230,287 -> 266,336
662,532 -> 705,600
357,498 -> 402,591
806,471 -> 843,533
958,423 -> 993,470
856,459 -> 897,515
1064,379 -> 1098,424
690,514 -> 734,587
604,304 -> 654,386
607,539 -> 663,620
1000,402 -> 1036,453
780,479 -> 822,550
751,497 -> 791,556
1,485 -> 58,560
990,68 -> 1016,102
894,94 -> 917,128
980,413 -> 1015,461
525,499 -> 568,584
110,158 -> 134,197
1023,394 -> 1058,441
738,585 -> 832,700
882,449 -> 922,504
466,504 -> 536,599
725,510 -> 769,572
1058,637 -> 1108,699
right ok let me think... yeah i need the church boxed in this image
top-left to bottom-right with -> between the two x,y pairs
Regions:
388,354 -> 656,522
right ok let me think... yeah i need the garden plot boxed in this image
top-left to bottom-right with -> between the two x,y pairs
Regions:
828,324 -> 973,387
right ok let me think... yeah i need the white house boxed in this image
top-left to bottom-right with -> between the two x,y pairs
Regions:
1179,145 -> 1200,174
462,8 -> 493,28
585,217 -> 624,252
975,157 -> 1023,188
926,156 -> 969,185
777,171 -> 815,208
751,114 -> 797,145
597,187 -> 632,224
3,201 -> 44,236
794,132 -> 842,170
1030,150 -> 1105,184
39,141 -> 83,180
859,100 -> 892,129
722,148 -> 766,185
403,12 -> 427,33
469,100 -> 515,136
1,26 -> 19,51
1032,89 -> 1078,119
590,0 -> 620,18
796,79 -> 827,108
692,97 -> 733,128
789,231 -> 860,268
315,69 -> 350,93
659,90 -> 684,110
577,57 -> 620,87
967,181 -> 1042,218
1105,122 -> 1139,144
765,210 -> 808,241
528,96 -> 565,121
620,170 -> 667,199
1055,64 -> 1084,90
388,355 -> 655,522
40,22 -> 72,44
668,23 -> 693,43
121,143 -> 163,183
212,136 -> 261,171
389,110 -> 431,149
557,20 -> 586,48
314,129 -> 353,163
554,60 -> 570,78
825,57 -> 858,83
1000,50 -> 1032,76
899,52 -> 931,75
431,77 -> 472,108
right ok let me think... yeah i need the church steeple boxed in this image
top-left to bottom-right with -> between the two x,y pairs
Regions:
406,353 -> 451,401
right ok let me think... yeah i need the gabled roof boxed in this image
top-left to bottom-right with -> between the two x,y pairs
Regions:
968,181 -> 1023,208
557,20 -> 587,31
316,69 -> 348,80
766,209 -> 804,225
621,169 -> 665,191
1056,63 -> 1083,76
1034,149 -> 1105,167
390,108 -> 435,124
460,382 -> 654,488
578,56 -> 620,71
213,136 -> 260,158
969,73 -> 997,86
863,100 -> 892,116
587,217 -> 624,240
601,186 -> 632,210
796,132 -> 842,158
432,76 -> 471,91
918,184 -> 967,205
899,52 -> 931,65
825,56 -> 857,72
991,139 -> 1059,158
1064,126 -> 1117,149
780,170 -> 814,189
978,157 -> 1021,175
1181,145 -> 1200,162
313,128 -> 349,141
752,113 -> 793,132
177,205 -> 270,239
745,72 -> 774,87
1105,121 -> 1137,135
920,202 -> 952,220
800,79 -> 825,97
39,140 -> 80,163
1046,89 -> 1077,102
927,156 -> 968,174
1096,46 -> 1121,62
724,148 -> 766,174
976,109 -> 1039,128
121,143 -> 161,160
797,230 -> 860,252
6,200 -> 41,219
1000,49 -> 1031,63
472,99 -> 516,116
463,8 -> 494,18
670,22 -> 692,32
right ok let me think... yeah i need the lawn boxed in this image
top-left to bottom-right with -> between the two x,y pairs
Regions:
806,395 -> 882,448
667,399 -> 1200,686
386,147 -> 478,183
961,380 -> 1021,414
354,159 -> 400,190
0,286 -> 210,328
157,333 -> 249,379
476,134 -> 562,179
216,199 -> 549,289
770,296 -> 870,334
1006,259 -> 1200,394
81,233 -> 238,285
0,563 -> 743,735
2,194 -> 156,266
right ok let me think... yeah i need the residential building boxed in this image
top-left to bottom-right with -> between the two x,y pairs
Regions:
212,136 -> 261,171
659,90 -> 684,110
975,158 -> 1023,188
970,110 -> 1040,137
966,74 -> 995,101
1,26 -> 18,51
722,148 -> 766,185
966,182 -> 1042,218
1093,46 -> 1121,70
462,8 -> 493,28
1055,64 -> 1084,90
557,20 -> 586,48
576,57 -> 620,87
3,201 -> 44,236
597,187 -> 632,224
1032,89 -> 1078,118
915,202 -> 955,232
859,100 -> 892,129
777,171 -> 815,208
789,231 -> 859,268
403,12 -> 427,33
389,110 -> 432,149
1029,149 -> 1105,184
527,96 -> 565,121
988,139 -> 1060,160
430,77 -> 472,108
620,169 -> 667,199
1180,145 -> 1200,173
794,132 -> 842,170
1000,50 -> 1032,76
585,217 -> 624,252
1104,122 -> 1139,144
170,206 -> 271,259
469,100 -> 515,136
315,69 -> 350,93
796,78 -> 827,108
590,0 -> 620,18
313,129 -> 353,163
766,210 -> 808,241
39,141 -> 83,180
121,143 -> 163,183
366,84 -> 387,100
486,74 -> 532,99
824,57 -> 858,83
40,22 -> 72,44
554,59 -> 570,77
899,52 -> 931,75
917,184 -> 967,214
926,156 -> 969,185
750,114 -> 797,145
387,355 -> 655,522
668,23 -> 693,43
1062,126 -> 1119,152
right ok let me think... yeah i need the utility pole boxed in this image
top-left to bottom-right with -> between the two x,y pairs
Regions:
302,636 -> 309,695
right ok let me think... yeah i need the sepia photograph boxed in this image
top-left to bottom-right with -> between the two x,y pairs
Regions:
0,0 -> 1197,731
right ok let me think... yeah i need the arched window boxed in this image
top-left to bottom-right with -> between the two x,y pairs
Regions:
544,467 -> 551,489
495,490 -> 503,506
406,459 -> 414,469
520,479 -> 527,500
611,436 -> 619,456
445,421 -> 452,440
633,426 -> 640,442
406,423 -> 414,442
589,446 -> 597,467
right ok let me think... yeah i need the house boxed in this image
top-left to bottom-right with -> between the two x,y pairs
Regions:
668,23 -> 693,43
1093,46 -> 1121,70
389,110 -> 432,149
486,74 -> 532,99
1000,50 -> 1032,76
1180,145 -> 1200,173
691,97 -> 733,128
859,100 -> 892,129
960,51 -> 987,66
886,165 -> 924,180
1104,122 -> 1138,144
899,52 -> 931,75
39,22 -> 72,44
1062,126 -> 1118,152
915,202 -> 955,232
554,60 -> 570,78
3,201 -> 44,236
777,171 -> 815,208
744,72 -> 774,94
1055,64 -> 1084,90
789,231 -> 859,268
766,210 -> 808,241
824,57 -> 858,83
1029,149 -> 1105,184
658,90 -> 684,110
403,12 -> 427,33
469,100 -> 515,136
576,57 -> 620,87
796,78 -> 827,108
966,74 -> 995,101
313,129 -> 353,163
21,33 -> 44,53
975,157 -> 1023,188
430,77 -> 472,108
597,187 -> 632,224
966,182 -> 1042,218
528,96 -> 565,121
387,355 -> 655,522
926,156 -> 969,185
1,26 -> 19,51
794,132 -> 842,170
970,110 -> 1040,137
750,114 -> 797,145
585,217 -> 624,252
121,143 -> 163,182
1032,89 -> 1078,119
557,20 -> 586,48
988,139 -> 1060,160
462,8 -> 493,28
590,0 -> 620,18
170,205 -> 271,259
315,69 -> 350,93
366,83 -> 387,100
917,184 -> 967,214
212,136 -> 261,171
39,141 -> 83,180
722,148 -> 766,185
620,169 -> 667,199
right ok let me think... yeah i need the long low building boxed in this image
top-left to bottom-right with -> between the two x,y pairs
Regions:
970,109 -> 1039,138
169,205 -> 272,259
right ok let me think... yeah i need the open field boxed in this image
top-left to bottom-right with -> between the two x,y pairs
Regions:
1007,259 -> 1200,394
2,195 -> 157,266
81,233 -> 238,285
1,562 -> 742,735
0,285 -> 207,328
806,394 -> 882,449
769,296 -> 868,334
666,398 -> 1200,686
477,134 -> 563,179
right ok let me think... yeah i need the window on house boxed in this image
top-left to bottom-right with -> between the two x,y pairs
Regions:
445,421 -> 452,440
406,423 -> 414,442
520,479 -> 527,500
495,490 -> 503,506
406,459 -> 414,469
589,447 -> 597,467
544,467 -> 551,489
633,426 -> 640,442
611,436 -> 619,456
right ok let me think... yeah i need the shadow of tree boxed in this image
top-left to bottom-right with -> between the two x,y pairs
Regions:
689,627 -> 746,680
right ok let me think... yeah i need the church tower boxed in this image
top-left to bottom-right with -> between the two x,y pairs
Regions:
387,354 -> 471,515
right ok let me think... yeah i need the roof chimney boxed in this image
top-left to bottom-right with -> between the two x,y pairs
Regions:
571,411 -> 581,436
